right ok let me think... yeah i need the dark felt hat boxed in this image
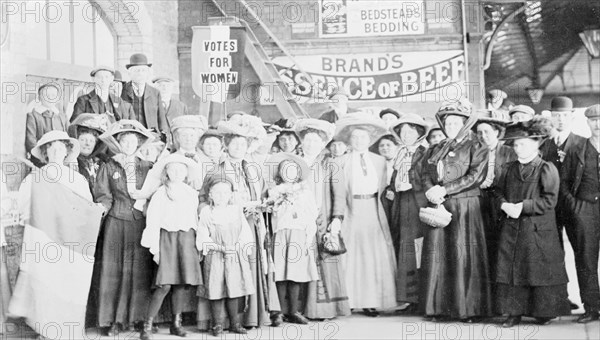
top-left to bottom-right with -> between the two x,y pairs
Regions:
113,70 -> 125,83
126,53 -> 152,69
549,96 -> 574,113
501,116 -> 554,142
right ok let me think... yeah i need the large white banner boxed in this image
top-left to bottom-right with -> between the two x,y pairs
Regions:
320,0 -> 425,38
271,50 -> 465,103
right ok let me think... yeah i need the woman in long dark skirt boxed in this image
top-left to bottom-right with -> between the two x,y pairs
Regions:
385,113 -> 428,310
420,100 -> 492,322
92,120 -> 155,336
493,117 -> 570,327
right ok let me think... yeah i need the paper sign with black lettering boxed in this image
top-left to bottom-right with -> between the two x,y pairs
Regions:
191,25 -> 246,102
270,50 -> 465,103
320,0 -> 425,38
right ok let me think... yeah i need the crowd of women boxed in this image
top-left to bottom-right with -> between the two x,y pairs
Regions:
4,59 -> 600,339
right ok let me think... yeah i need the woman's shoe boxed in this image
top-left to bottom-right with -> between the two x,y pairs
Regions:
576,311 -> 600,323
211,324 -> 223,337
535,317 -> 554,325
271,313 -> 283,327
502,316 -> 521,328
362,308 -> 380,317
229,323 -> 248,334
287,312 -> 309,324
461,317 -> 481,324
105,323 -> 119,337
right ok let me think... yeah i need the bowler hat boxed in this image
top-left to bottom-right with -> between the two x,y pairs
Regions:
113,70 -> 125,83
549,96 -> 574,113
126,53 -> 152,69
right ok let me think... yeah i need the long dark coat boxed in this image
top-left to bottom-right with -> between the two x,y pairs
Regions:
493,156 -> 569,287
420,134 -> 492,318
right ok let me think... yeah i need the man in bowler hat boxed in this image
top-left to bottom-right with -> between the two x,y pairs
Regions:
540,96 -> 587,310
560,104 -> 600,323
121,53 -> 168,141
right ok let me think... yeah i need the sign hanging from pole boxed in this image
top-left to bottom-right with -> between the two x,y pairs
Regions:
191,25 -> 246,103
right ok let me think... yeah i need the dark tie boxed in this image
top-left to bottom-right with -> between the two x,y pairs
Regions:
360,154 -> 368,176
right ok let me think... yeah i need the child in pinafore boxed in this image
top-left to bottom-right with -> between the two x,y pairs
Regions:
139,154 -> 204,340
197,175 -> 255,336
266,154 -> 319,324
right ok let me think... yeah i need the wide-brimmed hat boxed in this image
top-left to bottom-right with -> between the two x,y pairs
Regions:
472,109 -> 510,135
99,120 -> 155,154
263,152 -> 311,186
508,105 -> 535,118
170,115 -> 208,134
217,114 -> 266,140
126,53 -> 152,69
334,112 -> 388,146
379,108 -> 401,119
549,96 -> 574,113
294,118 -> 336,143
435,98 -> 473,120
584,104 -> 600,119
391,113 -> 429,141
90,66 -> 115,77
151,153 -> 202,185
70,113 -> 109,135
31,130 -> 80,164
501,116 -> 554,143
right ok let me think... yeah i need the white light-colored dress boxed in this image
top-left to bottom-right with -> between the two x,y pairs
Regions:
197,205 -> 255,300
269,183 -> 319,283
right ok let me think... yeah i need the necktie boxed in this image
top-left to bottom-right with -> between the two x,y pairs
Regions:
360,154 -> 368,176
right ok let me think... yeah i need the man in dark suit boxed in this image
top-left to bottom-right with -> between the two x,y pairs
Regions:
152,77 -> 189,127
540,96 -> 586,311
71,66 -> 134,124
121,53 -> 168,141
560,104 -> 600,323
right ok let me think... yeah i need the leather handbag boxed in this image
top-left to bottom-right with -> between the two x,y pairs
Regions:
321,229 -> 347,256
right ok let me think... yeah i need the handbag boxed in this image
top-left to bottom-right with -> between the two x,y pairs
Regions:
419,204 -> 452,228
321,229 -> 347,256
